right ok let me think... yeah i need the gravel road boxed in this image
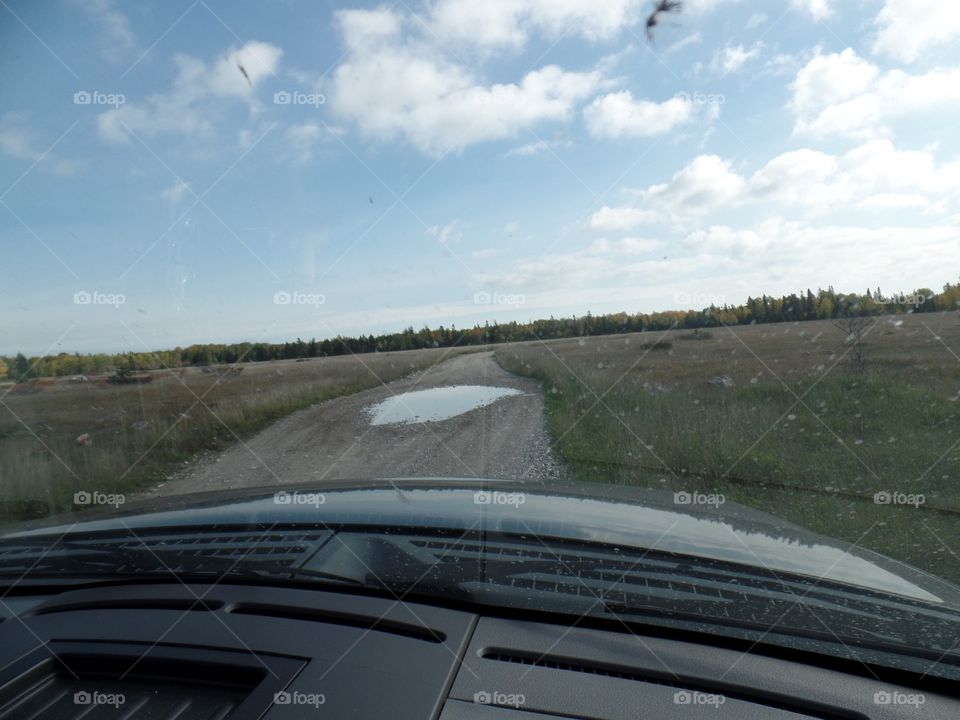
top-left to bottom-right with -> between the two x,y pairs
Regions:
144,351 -> 565,497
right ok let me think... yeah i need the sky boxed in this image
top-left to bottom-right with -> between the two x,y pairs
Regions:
2,0 -> 960,355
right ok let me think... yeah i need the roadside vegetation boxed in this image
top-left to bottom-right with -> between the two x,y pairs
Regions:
0,347 -> 478,521
496,312 -> 960,584
4,282 -> 958,380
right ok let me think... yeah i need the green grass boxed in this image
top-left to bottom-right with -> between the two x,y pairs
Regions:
0,347 -> 480,521
495,313 -> 960,585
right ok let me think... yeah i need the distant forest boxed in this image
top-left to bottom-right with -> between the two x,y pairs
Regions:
4,282 -> 959,381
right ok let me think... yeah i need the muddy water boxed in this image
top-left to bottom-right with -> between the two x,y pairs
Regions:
366,385 -> 524,426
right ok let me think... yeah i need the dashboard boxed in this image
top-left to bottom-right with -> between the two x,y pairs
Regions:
0,582 -> 956,719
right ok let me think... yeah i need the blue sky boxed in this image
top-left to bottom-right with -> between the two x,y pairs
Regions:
2,0 -> 959,354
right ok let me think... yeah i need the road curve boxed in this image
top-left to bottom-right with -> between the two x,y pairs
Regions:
144,351 -> 565,497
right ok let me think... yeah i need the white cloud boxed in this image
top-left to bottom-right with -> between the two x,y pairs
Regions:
857,192 -> 934,211
0,113 -> 78,175
791,0 -> 832,21
643,155 -> 747,217
427,0 -> 648,51
338,6 -> 405,50
667,32 -> 702,53
620,237 -> 663,254
160,179 -> 191,204
97,41 -> 282,143
873,0 -> 960,63
746,13 -> 768,29
427,220 -> 462,244
474,235 -> 695,289
789,48 -> 960,139
73,0 -> 134,58
712,42 -> 764,74
605,139 -> 960,223
330,8 -> 600,155
589,206 -> 657,230
474,218 -> 959,302
749,148 -> 838,207
684,225 -> 768,255
504,138 -> 571,157
284,122 -> 337,162
583,92 -> 694,139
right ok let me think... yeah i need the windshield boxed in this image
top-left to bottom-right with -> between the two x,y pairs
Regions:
2,0 -> 959,677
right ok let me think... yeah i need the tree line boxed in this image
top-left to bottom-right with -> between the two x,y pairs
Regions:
3,282 -> 958,381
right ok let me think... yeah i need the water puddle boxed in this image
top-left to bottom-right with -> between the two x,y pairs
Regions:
367,385 -> 524,426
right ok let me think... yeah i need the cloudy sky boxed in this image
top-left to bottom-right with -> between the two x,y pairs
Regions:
2,0 -> 959,354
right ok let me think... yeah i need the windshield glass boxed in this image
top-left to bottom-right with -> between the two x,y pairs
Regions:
2,0 -> 959,676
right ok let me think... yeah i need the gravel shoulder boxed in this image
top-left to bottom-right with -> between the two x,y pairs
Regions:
143,351 -> 565,497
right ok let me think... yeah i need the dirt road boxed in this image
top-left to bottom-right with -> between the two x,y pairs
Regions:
144,351 -> 564,497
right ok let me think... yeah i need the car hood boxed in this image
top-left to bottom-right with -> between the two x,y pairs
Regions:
4,478 -> 958,607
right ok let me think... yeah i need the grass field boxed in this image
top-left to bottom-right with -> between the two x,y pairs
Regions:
0,346 -> 479,520
495,312 -> 960,584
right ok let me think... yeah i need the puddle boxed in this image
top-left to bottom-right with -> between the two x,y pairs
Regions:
366,385 -> 524,426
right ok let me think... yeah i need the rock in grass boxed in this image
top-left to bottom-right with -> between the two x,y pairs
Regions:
707,375 -> 735,387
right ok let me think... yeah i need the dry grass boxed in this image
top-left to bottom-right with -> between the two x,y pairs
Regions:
0,346 -> 480,519
495,312 -> 960,584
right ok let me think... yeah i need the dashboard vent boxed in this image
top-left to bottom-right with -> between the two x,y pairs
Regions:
0,655 -> 256,720
0,528 -> 330,576
31,598 -> 223,616
398,534 -> 954,654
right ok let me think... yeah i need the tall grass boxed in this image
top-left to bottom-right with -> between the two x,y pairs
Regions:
495,313 -> 960,584
0,347 -> 478,520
